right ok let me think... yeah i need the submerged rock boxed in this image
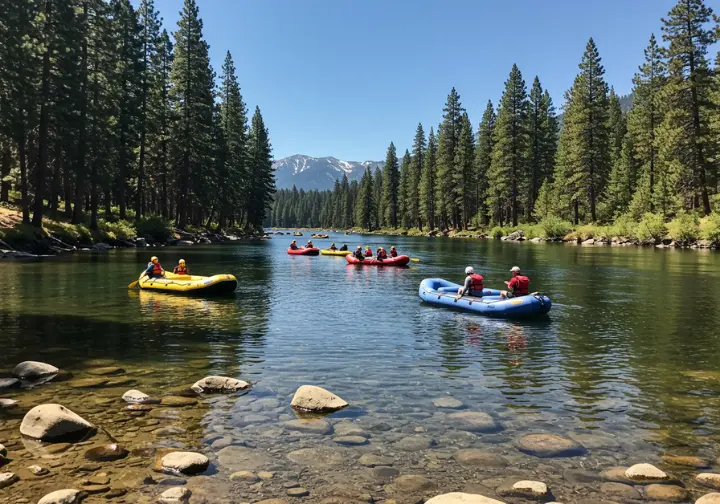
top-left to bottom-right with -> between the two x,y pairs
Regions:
392,474 -> 435,493
599,482 -> 642,500
0,378 -> 20,389
0,472 -> 18,489
161,451 -> 209,476
13,361 -> 59,379
446,412 -> 501,433
158,486 -> 192,504
426,493 -> 505,504
395,435 -> 435,451
334,435 -> 368,446
358,454 -> 393,467
20,404 -> 95,441
697,473 -> 720,489
122,389 -> 158,404
160,396 -> 197,407
84,443 -> 129,462
624,463 -> 668,481
286,446 -> 345,469
191,376 -> 250,394
645,484 -> 689,501
432,397 -> 465,409
37,489 -> 84,504
662,455 -> 710,468
86,366 -> 124,376
497,480 -> 549,498
0,398 -> 18,409
515,433 -> 586,458
282,418 -> 333,435
453,449 -> 508,467
290,385 -> 348,412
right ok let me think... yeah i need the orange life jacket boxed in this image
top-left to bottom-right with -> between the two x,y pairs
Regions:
364,249 -> 373,257
469,273 -> 484,292
390,249 -> 397,257
151,262 -> 163,276
174,265 -> 188,275
511,275 -> 530,296
377,250 -> 388,259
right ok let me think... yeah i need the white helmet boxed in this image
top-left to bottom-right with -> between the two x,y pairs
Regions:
465,266 -> 474,274
510,266 -> 521,273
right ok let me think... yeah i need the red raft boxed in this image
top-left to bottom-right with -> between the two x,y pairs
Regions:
287,247 -> 320,256
345,254 -> 410,266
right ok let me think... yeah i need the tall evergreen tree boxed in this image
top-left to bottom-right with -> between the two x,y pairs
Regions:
382,142 -> 400,228
420,128 -> 437,229
454,112 -> 475,228
435,88 -> 465,229
373,166 -> 383,229
526,77 -> 559,219
474,101 -> 495,225
245,106 -> 274,229
355,167 -> 375,230
409,123 -> 425,229
398,149 -> 412,228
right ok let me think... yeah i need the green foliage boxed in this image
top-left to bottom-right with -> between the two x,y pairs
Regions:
635,212 -> 667,242
667,211 -> 700,242
539,216 -> 573,239
490,226 -> 504,239
700,213 -> 720,244
99,219 -> 137,240
382,142 -> 400,228
610,214 -> 637,239
136,215 -> 171,241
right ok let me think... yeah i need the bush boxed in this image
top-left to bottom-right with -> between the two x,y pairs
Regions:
136,216 -> 172,242
575,224 -> 609,241
667,211 -> 700,243
490,226 -> 504,239
700,213 -> 720,244
538,216 -> 573,240
99,219 -> 137,241
635,212 -> 667,242
610,214 -> 636,239
44,221 -> 92,246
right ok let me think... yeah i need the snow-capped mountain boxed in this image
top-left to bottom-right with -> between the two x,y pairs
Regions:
273,155 -> 384,190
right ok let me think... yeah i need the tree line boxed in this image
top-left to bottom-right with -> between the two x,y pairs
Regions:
0,0 -> 275,231
269,0 -> 719,231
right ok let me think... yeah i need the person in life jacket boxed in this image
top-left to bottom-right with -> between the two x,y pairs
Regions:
339,243 -> 348,251
353,245 -> 365,260
143,256 -> 165,279
501,266 -> 530,299
376,247 -> 388,260
390,245 -> 398,257
290,240 -> 298,250
364,246 -> 373,257
173,259 -> 189,275
305,240 -> 314,249
329,242 -> 337,251
457,266 -> 484,299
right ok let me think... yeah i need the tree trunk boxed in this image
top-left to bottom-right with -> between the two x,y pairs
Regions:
32,0 -> 53,227
63,158 -> 73,218
18,133 -> 30,224
49,143 -> 61,211
0,146 -> 10,203
72,2 -> 89,225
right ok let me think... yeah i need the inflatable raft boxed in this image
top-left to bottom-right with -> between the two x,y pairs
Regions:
321,249 -> 351,256
346,254 -> 410,266
418,278 -> 551,318
287,247 -> 320,256
138,272 -> 237,296
312,234 -> 329,239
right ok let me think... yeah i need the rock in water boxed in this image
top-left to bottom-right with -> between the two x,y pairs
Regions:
84,444 -> 129,462
13,361 -> 58,379
0,472 -> 18,489
624,463 -> 668,481
453,449 -> 508,468
282,418 -> 333,435
0,398 -> 18,409
158,486 -> 192,504
446,412 -> 501,433
122,390 -> 157,404
697,473 -> 720,489
645,484 -> 689,501
0,444 -> 6,457
290,385 -> 348,412
697,494 -> 720,504
161,451 -> 209,475
37,489 -> 84,504
0,378 -> 20,389
426,494 -> 505,504
514,433 -> 586,458
20,404 -> 95,441
392,475 -> 435,493
191,376 -> 250,393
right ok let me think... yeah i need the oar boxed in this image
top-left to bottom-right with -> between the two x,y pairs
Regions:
128,280 -> 138,289
410,257 -> 420,262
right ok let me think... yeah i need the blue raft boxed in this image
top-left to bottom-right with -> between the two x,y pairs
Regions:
419,278 -> 552,318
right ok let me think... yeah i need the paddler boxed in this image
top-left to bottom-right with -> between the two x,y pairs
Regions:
353,245 -> 365,261
173,259 -> 189,275
364,246 -> 373,257
305,240 -> 314,249
329,242 -> 338,251
390,245 -> 398,257
376,247 -> 388,260
500,266 -> 530,299
456,266 -> 484,299
339,243 -> 348,251
289,240 -> 299,250
142,256 -> 165,279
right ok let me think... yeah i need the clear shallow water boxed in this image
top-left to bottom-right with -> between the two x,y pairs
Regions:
1,234 -> 720,502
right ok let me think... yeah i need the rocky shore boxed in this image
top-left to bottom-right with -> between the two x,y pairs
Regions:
2,360 -> 720,503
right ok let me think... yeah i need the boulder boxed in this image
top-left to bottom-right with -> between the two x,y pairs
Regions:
158,486 -> 192,504
698,494 -> 720,504
122,389 -> 158,404
426,492 -> 505,504
190,376 -> 250,394
13,361 -> 59,379
446,412 -> 501,433
160,451 -> 209,476
37,489 -> 84,504
514,433 -> 586,458
20,404 -> 95,441
504,230 -> 525,241
624,463 -> 668,481
0,472 -> 18,489
697,473 -> 720,490
290,385 -> 348,412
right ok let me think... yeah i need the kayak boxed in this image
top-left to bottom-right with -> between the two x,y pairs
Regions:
321,249 -> 351,256
418,278 -> 551,318
138,272 -> 237,296
287,247 -> 320,256
346,254 -> 410,266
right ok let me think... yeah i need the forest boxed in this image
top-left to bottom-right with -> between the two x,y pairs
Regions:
0,0 -> 275,234
268,0 -> 720,241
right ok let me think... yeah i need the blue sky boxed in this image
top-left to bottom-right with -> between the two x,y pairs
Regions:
138,0 -> 682,161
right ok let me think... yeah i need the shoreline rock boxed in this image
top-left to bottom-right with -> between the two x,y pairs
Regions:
20,404 -> 95,442
12,361 -> 59,379
190,376 -> 250,394
290,385 -> 348,413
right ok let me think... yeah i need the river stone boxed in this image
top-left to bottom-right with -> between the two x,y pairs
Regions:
600,466 -> 632,483
600,482 -> 642,500
229,471 -> 258,482
28,464 -> 49,476
158,486 -> 191,504
568,432 -> 619,449
697,473 -> 720,489
37,489 -> 84,504
217,446 -> 272,472
161,452 -> 209,475
515,433 -> 586,458
662,455 -> 710,468
286,487 -> 309,497
122,390 -> 157,404
0,444 -> 6,457
359,454 -> 393,467
395,435 -> 435,451
0,398 -> 18,409
646,484 -> 689,501
20,404 -> 95,441
86,366 -> 124,376
282,418 -> 333,435
624,463 -> 668,481
13,361 -> 58,379
433,397 -> 465,409
0,378 -> 20,389
447,412 -> 501,433
290,385 -> 348,412
334,435 -> 368,446
563,468 -> 602,484
426,493 -> 506,504
191,376 -> 250,394
697,494 -> 720,504
392,474 -> 435,493
333,422 -> 368,438
69,377 -> 109,388
453,449 -> 508,467
255,500 -> 289,504
497,480 -> 548,498
287,447 -> 345,469
0,472 -> 18,489
373,466 -> 400,481
84,443 -> 129,462
160,396 -> 198,407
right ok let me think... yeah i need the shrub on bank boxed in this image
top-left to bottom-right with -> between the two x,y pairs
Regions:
99,219 -> 137,241
538,216 -> 573,240
635,212 -> 667,242
44,220 -> 93,246
136,216 -> 172,242
490,226 -> 505,239
700,213 -> 720,244
667,212 -> 700,243
610,214 -> 636,239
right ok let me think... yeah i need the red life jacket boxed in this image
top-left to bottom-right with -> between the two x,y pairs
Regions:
377,250 -> 387,259
365,249 -> 373,257
511,275 -> 530,296
174,265 -> 188,275
390,249 -> 397,257
151,262 -> 163,276
469,273 -> 484,292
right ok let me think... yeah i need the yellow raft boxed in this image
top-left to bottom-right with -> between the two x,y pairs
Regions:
138,272 -> 238,296
320,249 -> 350,257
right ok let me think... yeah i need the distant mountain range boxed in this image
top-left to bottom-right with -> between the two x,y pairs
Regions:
273,155 -> 384,190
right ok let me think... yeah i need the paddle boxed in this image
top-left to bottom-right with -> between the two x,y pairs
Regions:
128,280 -> 138,289
410,258 -> 420,262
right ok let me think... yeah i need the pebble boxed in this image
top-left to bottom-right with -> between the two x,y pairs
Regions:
646,484 -> 689,501
161,451 -> 209,475
258,471 -> 274,480
600,482 -> 642,500
230,471 -> 258,482
158,486 -> 192,504
84,443 -> 129,462
122,389 -> 157,404
511,480 -> 548,497
27,464 -> 49,476
359,454 -> 394,467
334,435 -> 368,446
286,487 -> 309,497
698,473 -> 720,490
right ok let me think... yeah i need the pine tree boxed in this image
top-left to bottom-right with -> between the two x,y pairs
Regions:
382,142 -> 400,228
557,38 -> 611,223
659,0 -> 716,215
454,112 -> 475,228
409,123 -> 425,229
398,149 -> 411,228
373,166 -> 383,228
474,101 -> 495,225
608,88 -> 627,171
435,88 -> 464,229
487,64 -> 528,226
420,128 -> 437,230
604,135 -> 640,218
245,106 -> 274,229
526,77 -> 559,220
355,167 -> 375,230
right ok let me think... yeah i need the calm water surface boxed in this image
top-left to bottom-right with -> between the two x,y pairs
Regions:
1,233 -> 720,502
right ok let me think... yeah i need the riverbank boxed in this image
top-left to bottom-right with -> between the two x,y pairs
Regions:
0,205 -> 266,259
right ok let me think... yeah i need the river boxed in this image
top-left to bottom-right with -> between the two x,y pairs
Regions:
1,232 -> 720,503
